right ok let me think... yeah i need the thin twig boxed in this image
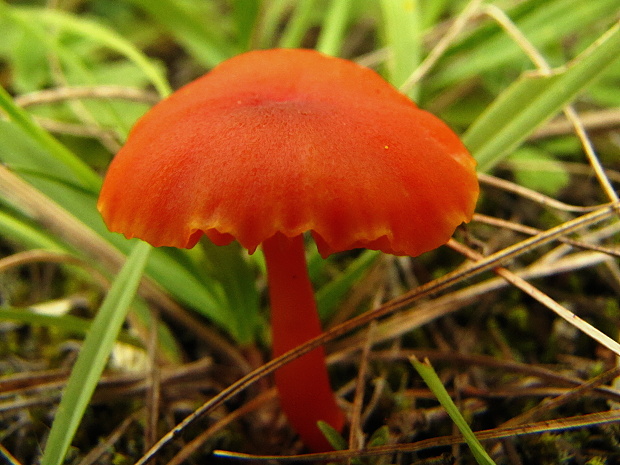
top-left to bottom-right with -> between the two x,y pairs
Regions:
30,116 -> 123,149
473,213 -> 620,258
529,108 -> 620,139
481,5 -> 551,74
166,389 -> 278,465
369,349 -> 620,400
534,216 -> 620,265
448,239 -> 620,356
348,321 -> 376,452
14,86 -> 160,108
329,248 -> 615,362
477,173 -> 605,213
0,443 -> 23,465
0,249 -> 109,288
563,105 -> 620,205
400,0 -> 484,93
144,308 -> 161,451
77,410 -> 143,465
499,365 -> 620,428
213,410 -> 620,462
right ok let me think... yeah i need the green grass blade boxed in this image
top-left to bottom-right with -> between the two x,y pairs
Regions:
232,0 -> 261,50
380,0 -> 422,98
200,240 -> 262,344
1,3 -> 165,138
316,0 -> 352,56
258,0 -> 291,48
0,209 -> 67,252
431,0 -> 618,90
39,240 -> 151,465
0,307 -> 143,348
420,0 -> 449,29
124,0 -> 235,68
463,22 -> 620,172
317,250 -> 380,320
0,121 -> 233,338
317,420 -> 349,452
0,86 -> 101,192
411,357 -> 497,465
278,0 -> 315,49
8,6 -> 171,98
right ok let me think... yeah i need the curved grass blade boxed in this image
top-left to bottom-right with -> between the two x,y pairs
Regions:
200,240 -> 262,344
39,240 -> 151,465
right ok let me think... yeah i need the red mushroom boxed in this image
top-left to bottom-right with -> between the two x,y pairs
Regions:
97,48 -> 479,451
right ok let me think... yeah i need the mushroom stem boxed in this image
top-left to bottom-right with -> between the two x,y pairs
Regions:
262,232 -> 344,451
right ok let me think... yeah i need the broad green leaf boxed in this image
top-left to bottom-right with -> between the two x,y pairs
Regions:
463,22 -> 620,171
40,240 -> 151,465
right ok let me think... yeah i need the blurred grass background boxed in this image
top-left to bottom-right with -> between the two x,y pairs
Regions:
0,0 -> 619,463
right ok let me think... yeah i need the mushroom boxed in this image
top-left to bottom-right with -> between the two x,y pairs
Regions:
97,48 -> 479,451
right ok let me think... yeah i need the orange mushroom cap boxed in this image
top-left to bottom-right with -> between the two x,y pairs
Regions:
98,49 -> 478,257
